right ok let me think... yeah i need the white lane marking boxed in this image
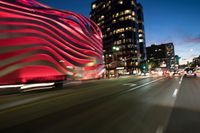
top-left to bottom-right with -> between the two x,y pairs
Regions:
179,75 -> 183,84
173,88 -> 179,97
155,126 -> 164,133
123,83 -> 137,87
127,78 -> 163,92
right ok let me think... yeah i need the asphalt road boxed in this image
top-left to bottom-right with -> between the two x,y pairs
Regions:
0,75 -> 200,133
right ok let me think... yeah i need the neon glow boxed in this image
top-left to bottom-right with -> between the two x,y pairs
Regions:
0,0 -> 104,85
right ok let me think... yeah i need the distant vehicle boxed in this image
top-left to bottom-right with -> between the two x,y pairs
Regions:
184,68 -> 197,77
173,70 -> 181,76
151,68 -> 164,76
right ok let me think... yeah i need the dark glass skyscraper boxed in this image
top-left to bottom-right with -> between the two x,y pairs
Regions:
137,3 -> 147,61
90,0 -> 146,76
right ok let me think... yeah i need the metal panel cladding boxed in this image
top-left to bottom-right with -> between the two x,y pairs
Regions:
0,0 -> 104,85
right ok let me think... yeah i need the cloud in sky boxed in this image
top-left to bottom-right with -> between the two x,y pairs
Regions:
184,34 -> 200,44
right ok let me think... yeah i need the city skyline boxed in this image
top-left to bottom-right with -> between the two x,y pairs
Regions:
38,0 -> 200,64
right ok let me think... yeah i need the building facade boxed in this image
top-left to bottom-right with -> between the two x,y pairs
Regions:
90,0 -> 146,76
137,3 -> 147,61
146,43 -> 175,69
0,0 -> 104,85
193,56 -> 200,67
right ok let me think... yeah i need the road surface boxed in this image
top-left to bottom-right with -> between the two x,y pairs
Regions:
0,75 -> 200,133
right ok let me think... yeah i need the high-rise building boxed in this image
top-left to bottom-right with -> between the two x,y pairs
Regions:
146,43 -> 175,69
137,3 -> 146,61
90,0 -> 146,76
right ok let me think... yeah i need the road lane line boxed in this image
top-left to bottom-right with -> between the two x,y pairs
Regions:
127,78 -> 163,92
123,83 -> 137,87
155,126 -> 164,133
172,88 -> 179,97
179,75 -> 183,84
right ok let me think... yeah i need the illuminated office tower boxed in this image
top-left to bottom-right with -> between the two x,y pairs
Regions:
90,0 -> 146,76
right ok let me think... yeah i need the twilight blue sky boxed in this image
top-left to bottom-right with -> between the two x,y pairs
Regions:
38,0 -> 200,64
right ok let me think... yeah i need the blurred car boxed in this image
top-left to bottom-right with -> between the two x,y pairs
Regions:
151,68 -> 164,76
195,68 -> 200,77
184,68 -> 197,77
173,70 -> 181,76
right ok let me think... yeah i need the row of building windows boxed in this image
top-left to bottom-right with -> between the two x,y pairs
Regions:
92,1 -> 111,10
113,38 -> 132,45
97,14 -> 136,26
105,50 -> 138,58
113,27 -> 136,34
111,44 -> 137,50
102,27 -> 137,38
119,15 -> 135,21
93,1 -> 136,11
118,0 -> 136,6
112,10 -> 135,18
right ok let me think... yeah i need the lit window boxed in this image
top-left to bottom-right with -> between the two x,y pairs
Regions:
139,39 -> 143,43
92,4 -> 96,9
112,19 -> 116,23
132,11 -> 135,16
139,34 -> 143,37
120,11 -> 124,16
118,0 -> 123,4
131,1 -> 135,5
125,10 -> 131,14
138,29 -> 143,33
125,15 -> 133,20
119,17 -> 124,21
115,13 -> 119,17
